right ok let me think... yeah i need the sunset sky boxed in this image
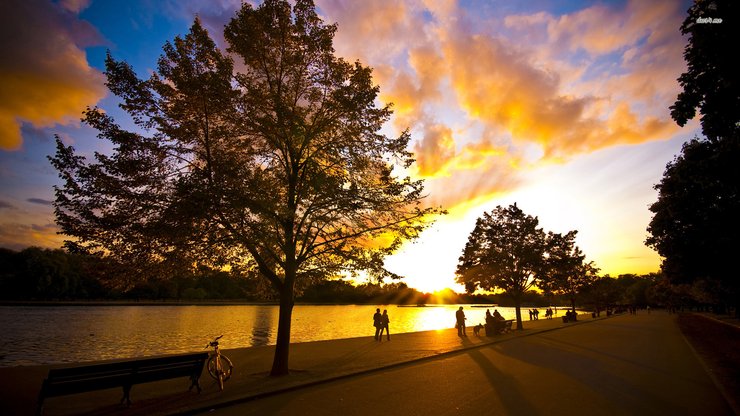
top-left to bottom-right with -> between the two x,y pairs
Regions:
0,0 -> 699,293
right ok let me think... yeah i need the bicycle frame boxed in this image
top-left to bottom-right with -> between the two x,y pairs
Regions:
205,335 -> 233,391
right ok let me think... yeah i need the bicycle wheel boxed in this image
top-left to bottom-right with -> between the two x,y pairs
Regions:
207,355 -> 219,380
219,355 -> 234,381
207,355 -> 234,386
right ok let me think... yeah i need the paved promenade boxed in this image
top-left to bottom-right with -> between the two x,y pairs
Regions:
1,310 -> 734,415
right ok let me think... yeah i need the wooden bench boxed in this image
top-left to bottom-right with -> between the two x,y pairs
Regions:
485,319 -> 514,336
562,312 -> 578,323
36,352 -> 208,415
502,319 -> 514,333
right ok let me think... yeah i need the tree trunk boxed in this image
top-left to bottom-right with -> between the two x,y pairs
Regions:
270,287 -> 294,376
513,295 -> 523,330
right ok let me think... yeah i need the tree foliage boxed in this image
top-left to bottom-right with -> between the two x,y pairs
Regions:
670,0 -> 739,140
538,231 -> 598,312
646,139 -> 739,283
49,0 -> 439,375
648,0 -> 740,317
456,204 -> 589,329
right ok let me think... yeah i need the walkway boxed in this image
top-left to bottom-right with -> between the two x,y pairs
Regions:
1,311 -> 733,415
206,311 -> 734,416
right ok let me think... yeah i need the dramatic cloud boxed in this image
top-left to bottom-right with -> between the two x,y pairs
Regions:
0,0 -> 106,150
413,124 -> 455,176
320,0 -> 427,63
318,0 -> 686,210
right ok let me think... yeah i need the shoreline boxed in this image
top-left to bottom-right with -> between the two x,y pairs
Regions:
0,303 -> 585,369
0,300 -> 572,308
1,311 -> 735,416
0,313 -> 594,416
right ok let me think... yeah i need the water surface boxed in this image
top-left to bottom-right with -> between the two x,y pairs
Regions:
0,304 -> 553,367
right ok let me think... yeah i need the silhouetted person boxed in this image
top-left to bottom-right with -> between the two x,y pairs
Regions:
456,306 -> 467,336
492,309 -> 505,333
379,309 -> 390,340
485,309 -> 493,324
373,308 -> 382,341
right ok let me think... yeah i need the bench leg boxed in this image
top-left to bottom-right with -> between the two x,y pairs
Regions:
189,374 -> 202,393
120,384 -> 132,406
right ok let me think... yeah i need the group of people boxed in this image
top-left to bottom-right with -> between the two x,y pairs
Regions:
373,308 -> 391,341
458,306 -> 508,336
376,306 -> 569,340
528,307 -> 555,320
373,306 -> 507,339
374,307 -> 471,339
484,308 -> 508,334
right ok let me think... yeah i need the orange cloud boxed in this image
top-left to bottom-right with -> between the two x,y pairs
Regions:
442,2 -> 683,160
317,0 -> 687,211
0,222 -> 64,250
0,202 -> 65,250
0,0 -> 106,150
413,123 -> 455,176
415,137 -> 523,210
319,0 -> 426,63
504,0 -> 686,120
547,1 -> 680,56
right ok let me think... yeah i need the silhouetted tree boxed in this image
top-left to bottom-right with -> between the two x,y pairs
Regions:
49,0 -> 439,375
648,0 -> 740,317
539,231 -> 598,314
646,137 -> 739,314
670,0 -> 739,140
456,204 -> 549,329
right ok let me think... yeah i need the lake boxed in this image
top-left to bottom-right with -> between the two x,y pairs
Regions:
0,304 -> 557,367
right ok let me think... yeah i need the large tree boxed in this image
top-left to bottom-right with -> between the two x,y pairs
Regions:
646,137 -> 739,312
647,0 -> 739,316
670,0 -> 739,140
50,0 -> 438,376
456,204 -> 549,329
538,231 -> 598,315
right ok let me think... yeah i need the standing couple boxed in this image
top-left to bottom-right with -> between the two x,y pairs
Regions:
373,308 -> 390,341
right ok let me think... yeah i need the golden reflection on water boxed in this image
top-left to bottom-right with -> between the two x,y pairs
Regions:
0,304 -> 525,366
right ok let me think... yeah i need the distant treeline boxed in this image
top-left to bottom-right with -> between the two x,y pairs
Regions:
0,246 -> 675,309
0,246 -> 262,301
0,247 -> 543,304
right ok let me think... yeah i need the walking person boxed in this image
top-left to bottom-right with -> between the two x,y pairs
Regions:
373,308 -> 382,341
379,309 -> 390,341
456,306 -> 467,337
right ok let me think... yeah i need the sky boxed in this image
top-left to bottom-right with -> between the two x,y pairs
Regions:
0,0 -> 699,293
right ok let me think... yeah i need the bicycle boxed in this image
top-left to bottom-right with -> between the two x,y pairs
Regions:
205,335 -> 234,391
